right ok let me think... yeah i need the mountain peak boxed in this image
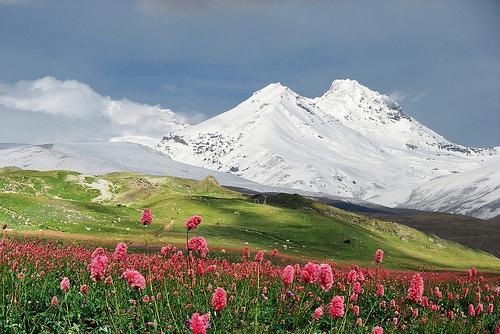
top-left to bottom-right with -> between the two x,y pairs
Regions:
248,82 -> 299,104
324,79 -> 376,97
253,82 -> 289,95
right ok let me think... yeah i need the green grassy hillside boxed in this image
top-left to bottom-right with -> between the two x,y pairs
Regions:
0,168 -> 498,271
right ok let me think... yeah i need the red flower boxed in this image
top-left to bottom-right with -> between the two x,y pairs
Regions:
80,284 -> 88,295
372,326 -> 384,334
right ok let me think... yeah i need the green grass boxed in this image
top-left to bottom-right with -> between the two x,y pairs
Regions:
0,168 -> 499,271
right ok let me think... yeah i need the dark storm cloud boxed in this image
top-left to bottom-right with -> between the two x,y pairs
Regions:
0,0 -> 499,146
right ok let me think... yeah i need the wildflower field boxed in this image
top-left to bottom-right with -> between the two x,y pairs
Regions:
1,169 -> 499,333
1,220 -> 499,334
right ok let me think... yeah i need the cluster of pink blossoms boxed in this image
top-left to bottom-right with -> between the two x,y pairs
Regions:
89,247 -> 108,281
282,265 -> 295,286
188,236 -> 209,258
189,313 -> 210,334
374,248 -> 384,264
113,242 -> 128,261
299,262 -> 333,291
122,269 -> 146,290
407,273 -> 425,303
60,277 -> 70,293
329,295 -> 345,318
185,215 -> 202,231
210,287 -> 227,312
140,208 -> 153,226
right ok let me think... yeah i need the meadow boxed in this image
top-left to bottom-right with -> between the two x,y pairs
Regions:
0,168 -> 499,333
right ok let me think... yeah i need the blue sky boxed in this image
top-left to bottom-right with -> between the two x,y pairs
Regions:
0,0 -> 499,146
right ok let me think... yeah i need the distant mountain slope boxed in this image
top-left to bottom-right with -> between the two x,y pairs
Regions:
402,163 -> 500,219
159,80 -> 499,218
0,142 -> 366,199
0,142 -> 271,191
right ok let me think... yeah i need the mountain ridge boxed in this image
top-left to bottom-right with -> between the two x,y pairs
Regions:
158,79 -> 500,218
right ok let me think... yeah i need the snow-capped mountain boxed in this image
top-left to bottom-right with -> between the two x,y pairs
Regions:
158,79 -> 500,219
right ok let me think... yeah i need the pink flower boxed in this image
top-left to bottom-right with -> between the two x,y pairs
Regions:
189,312 -> 210,334
211,287 -> 227,312
353,305 -> 360,316
51,296 -> 58,307
347,269 -> 358,283
377,284 -> 384,297
313,306 -> 324,320
60,277 -> 70,293
185,215 -> 202,231
282,265 -> 295,286
271,249 -> 278,257
318,264 -> 333,292
160,245 -> 171,256
113,242 -> 128,261
329,295 -> 345,318
488,303 -> 493,314
187,237 -> 209,258
468,304 -> 475,317
374,249 -> 384,264
80,284 -> 88,295
353,282 -> 362,294
372,326 -> 384,334
89,247 -> 108,282
140,208 -> 153,226
407,273 -> 424,303
356,318 -> 362,327
123,269 -> 146,290
301,262 -> 320,284
242,247 -> 250,259
255,250 -> 264,263
104,276 -> 113,286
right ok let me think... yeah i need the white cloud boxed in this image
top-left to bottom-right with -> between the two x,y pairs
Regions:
0,76 -> 188,141
388,90 -> 427,103
388,90 -> 406,103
